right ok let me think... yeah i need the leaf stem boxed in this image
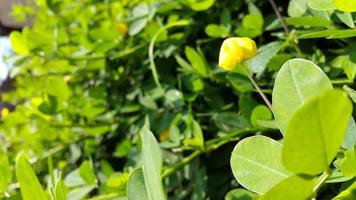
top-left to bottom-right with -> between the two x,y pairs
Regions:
162,150 -> 201,178
312,169 -> 331,197
149,20 -> 190,91
242,64 -> 273,112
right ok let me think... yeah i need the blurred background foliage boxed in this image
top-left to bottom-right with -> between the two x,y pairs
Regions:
0,0 -> 356,199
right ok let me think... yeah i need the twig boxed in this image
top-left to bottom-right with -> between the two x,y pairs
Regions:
268,0 -> 289,34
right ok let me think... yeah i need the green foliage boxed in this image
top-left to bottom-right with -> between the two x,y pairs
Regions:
1,0 -> 356,199
282,89 -> 352,175
272,58 -> 332,133
230,136 -> 290,194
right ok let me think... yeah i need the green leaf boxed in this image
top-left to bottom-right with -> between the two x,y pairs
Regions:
250,105 -> 273,129
190,0 -> 215,11
247,41 -> 282,76
79,160 -> 97,185
10,31 -> 30,55
343,85 -> 356,103
213,112 -> 251,133
54,177 -> 67,200
342,118 -> 356,149
333,0 -> 356,12
0,152 -> 10,194
259,175 -> 317,200
46,77 -> 71,100
67,185 -> 95,200
272,58 -> 332,133
333,181 -> 356,200
227,73 -> 254,93
307,0 -> 335,10
140,127 -> 166,200
282,89 -> 352,175
235,14 -> 263,38
286,16 -> 332,27
331,55 -> 356,81
204,24 -> 229,38
341,147 -> 356,178
230,136 -> 291,194
298,29 -> 356,39
185,46 -> 209,77
16,152 -> 48,200
288,0 -> 308,17
335,11 -> 355,28
224,188 -> 255,200
127,168 -> 149,200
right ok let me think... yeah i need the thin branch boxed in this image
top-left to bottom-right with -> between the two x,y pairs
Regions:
268,0 -> 289,34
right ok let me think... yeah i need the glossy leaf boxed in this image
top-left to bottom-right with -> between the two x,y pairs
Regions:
272,58 -> 332,133
230,136 -> 291,194
282,89 -> 352,175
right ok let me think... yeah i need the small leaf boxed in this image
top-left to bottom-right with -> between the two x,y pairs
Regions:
340,147 -> 356,178
224,188 -> 255,200
307,0 -> 335,10
127,168 -> 149,200
272,58 -> 332,133
16,153 -> 48,200
247,41 -> 282,76
190,0 -> 215,11
0,152 -> 10,194
282,89 -> 352,175
250,105 -> 273,129
78,160 -> 97,185
140,127 -> 166,200
230,136 -> 291,194
185,46 -> 209,77
288,0 -> 308,17
259,175 -> 317,200
335,11 -> 355,29
10,31 -> 29,55
204,24 -> 229,38
286,16 -> 332,27
342,118 -> 356,149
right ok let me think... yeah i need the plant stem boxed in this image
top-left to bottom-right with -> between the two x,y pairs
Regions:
268,0 -> 289,34
162,128 -> 257,179
312,169 -> 331,197
246,74 -> 273,112
242,64 -> 273,112
162,150 -> 202,178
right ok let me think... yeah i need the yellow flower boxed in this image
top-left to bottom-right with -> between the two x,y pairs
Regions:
218,37 -> 257,70
1,108 -> 9,118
